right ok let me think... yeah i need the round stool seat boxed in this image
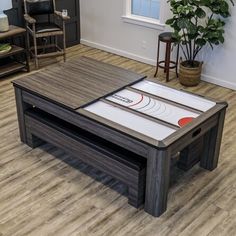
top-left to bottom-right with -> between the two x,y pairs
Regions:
159,32 -> 175,43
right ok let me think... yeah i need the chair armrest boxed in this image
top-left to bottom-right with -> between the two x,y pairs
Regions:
54,11 -> 70,21
24,14 -> 36,24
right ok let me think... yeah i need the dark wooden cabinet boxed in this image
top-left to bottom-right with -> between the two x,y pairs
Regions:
6,0 -> 80,47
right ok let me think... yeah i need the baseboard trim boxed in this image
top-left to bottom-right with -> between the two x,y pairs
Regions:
81,39 -> 236,90
81,39 -> 156,66
201,73 -> 236,90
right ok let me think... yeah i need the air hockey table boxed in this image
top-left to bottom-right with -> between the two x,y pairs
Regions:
13,57 -> 227,217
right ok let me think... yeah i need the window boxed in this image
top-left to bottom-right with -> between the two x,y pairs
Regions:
122,0 -> 165,30
132,0 -> 160,20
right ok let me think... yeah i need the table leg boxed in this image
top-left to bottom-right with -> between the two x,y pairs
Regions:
14,87 -> 30,143
200,109 -> 226,170
144,148 -> 171,217
14,87 -> 42,148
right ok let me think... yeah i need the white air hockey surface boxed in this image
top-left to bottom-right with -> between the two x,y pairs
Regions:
84,80 -> 216,141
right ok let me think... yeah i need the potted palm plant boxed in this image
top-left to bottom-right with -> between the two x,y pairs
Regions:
166,0 -> 234,86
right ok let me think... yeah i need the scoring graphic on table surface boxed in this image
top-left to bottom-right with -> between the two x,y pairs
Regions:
132,80 -> 216,112
106,89 -> 199,127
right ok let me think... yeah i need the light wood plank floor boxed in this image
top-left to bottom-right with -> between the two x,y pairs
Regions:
1,44 -> 236,236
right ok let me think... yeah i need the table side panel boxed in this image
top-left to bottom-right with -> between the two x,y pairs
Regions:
169,114 -> 218,155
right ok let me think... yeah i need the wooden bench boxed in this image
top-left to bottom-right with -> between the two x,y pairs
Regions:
24,108 -> 146,208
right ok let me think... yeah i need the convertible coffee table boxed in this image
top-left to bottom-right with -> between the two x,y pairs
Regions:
13,56 -> 227,217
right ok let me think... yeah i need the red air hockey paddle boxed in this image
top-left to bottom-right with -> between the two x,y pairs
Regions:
178,117 -> 194,127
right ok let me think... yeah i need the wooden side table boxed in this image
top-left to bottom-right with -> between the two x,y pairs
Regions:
0,25 -> 29,78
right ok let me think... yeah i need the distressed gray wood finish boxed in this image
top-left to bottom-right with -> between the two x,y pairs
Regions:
178,136 -> 204,171
1,45 -> 235,235
21,90 -> 150,157
12,55 -> 227,217
145,149 -> 171,217
13,56 -> 145,109
14,87 -> 31,143
200,109 -> 226,170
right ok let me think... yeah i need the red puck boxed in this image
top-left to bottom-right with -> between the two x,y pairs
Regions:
178,117 -> 194,127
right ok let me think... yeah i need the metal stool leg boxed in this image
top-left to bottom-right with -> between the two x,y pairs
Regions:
154,39 -> 160,77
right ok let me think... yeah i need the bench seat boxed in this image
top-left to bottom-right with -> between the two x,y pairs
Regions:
24,108 -> 146,208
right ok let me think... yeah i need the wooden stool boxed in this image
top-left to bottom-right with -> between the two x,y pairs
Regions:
154,32 -> 179,82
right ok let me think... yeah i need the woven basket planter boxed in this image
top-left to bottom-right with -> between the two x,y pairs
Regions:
179,60 -> 203,86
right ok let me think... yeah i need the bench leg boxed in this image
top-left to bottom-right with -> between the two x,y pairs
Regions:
128,169 -> 146,208
128,187 -> 142,208
178,136 -> 204,171
25,128 -> 44,148
200,109 -> 226,171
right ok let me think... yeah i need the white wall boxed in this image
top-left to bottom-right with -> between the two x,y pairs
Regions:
199,6 -> 236,89
80,0 -> 236,90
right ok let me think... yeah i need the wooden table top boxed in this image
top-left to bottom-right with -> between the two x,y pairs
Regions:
13,56 -> 227,147
13,56 -> 145,109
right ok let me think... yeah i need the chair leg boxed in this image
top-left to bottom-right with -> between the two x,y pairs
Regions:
26,29 -> 30,56
63,21 -> 66,62
63,36 -> 66,62
55,35 -> 58,49
33,31 -> 39,69
25,30 -> 30,72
